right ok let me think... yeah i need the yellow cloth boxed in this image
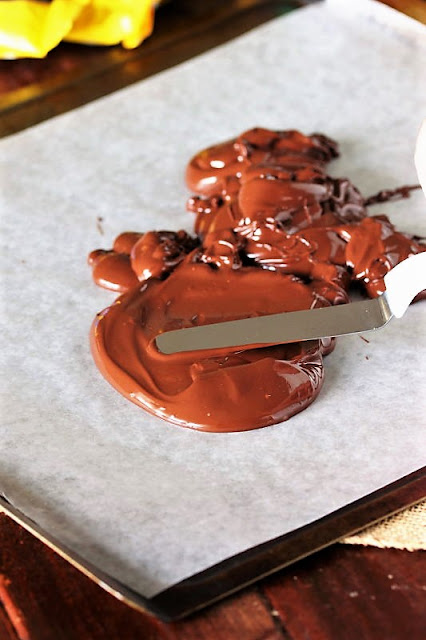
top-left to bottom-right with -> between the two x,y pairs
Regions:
342,499 -> 426,551
0,0 -> 154,58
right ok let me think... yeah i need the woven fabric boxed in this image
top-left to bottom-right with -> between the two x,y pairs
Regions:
342,499 -> 426,551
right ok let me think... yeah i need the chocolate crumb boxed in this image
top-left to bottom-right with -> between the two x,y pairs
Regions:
96,216 -> 104,235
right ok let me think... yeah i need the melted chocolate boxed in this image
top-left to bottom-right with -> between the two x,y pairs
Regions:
89,128 -> 425,432
364,184 -> 421,207
91,260 -> 334,431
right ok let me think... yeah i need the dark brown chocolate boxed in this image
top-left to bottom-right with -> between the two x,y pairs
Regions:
364,184 -> 421,207
89,128 -> 425,432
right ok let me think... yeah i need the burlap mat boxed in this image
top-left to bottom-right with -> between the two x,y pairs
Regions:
341,499 -> 426,551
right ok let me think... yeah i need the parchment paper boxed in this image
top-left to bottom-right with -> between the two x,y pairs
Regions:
1,0 -> 425,598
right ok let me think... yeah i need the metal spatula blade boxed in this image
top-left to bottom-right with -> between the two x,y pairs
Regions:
158,122 -> 426,356
156,252 -> 426,355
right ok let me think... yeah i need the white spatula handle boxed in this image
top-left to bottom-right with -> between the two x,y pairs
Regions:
386,121 -> 426,317
384,252 -> 426,318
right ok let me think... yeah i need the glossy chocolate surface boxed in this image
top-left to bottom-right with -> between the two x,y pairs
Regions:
89,128 -> 425,432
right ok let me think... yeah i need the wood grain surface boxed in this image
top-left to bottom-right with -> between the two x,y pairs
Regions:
1,512 -> 425,640
0,0 -> 425,638
0,0 -> 300,138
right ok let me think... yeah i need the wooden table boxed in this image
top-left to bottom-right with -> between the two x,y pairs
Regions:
1,1 -> 425,638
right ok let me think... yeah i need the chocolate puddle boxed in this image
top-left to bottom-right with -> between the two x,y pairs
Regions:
89,128 -> 425,432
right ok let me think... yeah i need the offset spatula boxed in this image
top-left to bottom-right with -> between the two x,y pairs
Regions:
156,252 -> 426,354
157,122 -> 426,355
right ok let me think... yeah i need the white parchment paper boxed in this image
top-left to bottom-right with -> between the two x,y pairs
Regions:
1,1 -> 425,598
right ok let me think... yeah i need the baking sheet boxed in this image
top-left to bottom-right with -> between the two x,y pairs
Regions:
1,0 -> 425,601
